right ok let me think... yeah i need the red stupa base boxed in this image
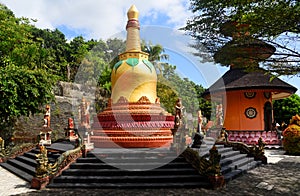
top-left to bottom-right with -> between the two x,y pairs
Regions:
90,96 -> 175,148
91,136 -> 173,148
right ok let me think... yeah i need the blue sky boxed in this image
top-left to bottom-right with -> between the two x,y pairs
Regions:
1,0 -> 299,94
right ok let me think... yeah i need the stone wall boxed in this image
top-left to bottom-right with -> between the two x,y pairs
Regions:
14,81 -> 110,142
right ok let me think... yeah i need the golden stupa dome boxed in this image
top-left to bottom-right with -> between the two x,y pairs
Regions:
111,57 -> 157,103
111,5 -> 158,104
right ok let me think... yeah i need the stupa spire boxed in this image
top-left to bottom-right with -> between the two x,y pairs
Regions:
125,5 -> 141,52
127,5 -> 139,20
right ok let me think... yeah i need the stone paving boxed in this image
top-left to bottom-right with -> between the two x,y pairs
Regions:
1,149 -> 300,196
0,167 -> 35,196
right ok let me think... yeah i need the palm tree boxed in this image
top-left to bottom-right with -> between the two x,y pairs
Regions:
141,41 -> 169,74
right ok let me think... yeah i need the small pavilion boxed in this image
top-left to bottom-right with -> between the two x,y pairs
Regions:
203,22 -> 297,145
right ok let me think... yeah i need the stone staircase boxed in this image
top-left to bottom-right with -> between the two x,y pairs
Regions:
195,137 -> 261,182
217,145 -> 260,182
0,142 -> 74,182
48,149 -> 211,189
0,141 -> 261,189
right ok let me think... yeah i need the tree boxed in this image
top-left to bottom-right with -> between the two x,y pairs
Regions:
192,82 -> 212,120
0,4 -> 56,141
75,40 -> 108,86
156,63 -> 200,115
31,28 -> 69,80
273,94 -> 300,125
183,0 -> 300,76
141,41 -> 169,74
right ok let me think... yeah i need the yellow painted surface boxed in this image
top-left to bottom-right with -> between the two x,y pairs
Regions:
111,61 -> 157,103
110,5 -> 159,104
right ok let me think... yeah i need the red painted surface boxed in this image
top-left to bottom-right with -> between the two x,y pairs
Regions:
90,100 -> 174,148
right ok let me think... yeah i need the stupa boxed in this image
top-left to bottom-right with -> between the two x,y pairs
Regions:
90,5 -> 174,148
203,22 -> 297,145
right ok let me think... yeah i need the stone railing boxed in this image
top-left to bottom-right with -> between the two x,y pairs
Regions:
181,146 -> 225,189
0,141 -> 36,163
216,129 -> 268,164
31,143 -> 84,189
223,138 -> 267,164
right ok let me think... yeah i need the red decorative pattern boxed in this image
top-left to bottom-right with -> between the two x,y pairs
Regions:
227,130 -> 280,145
93,121 -> 174,129
90,96 -> 174,148
91,136 -> 173,148
126,19 -> 140,30
92,130 -> 172,137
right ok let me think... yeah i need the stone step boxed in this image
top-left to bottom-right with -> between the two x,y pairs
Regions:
70,161 -> 192,170
23,152 -> 37,159
47,142 -> 75,152
61,167 -> 198,176
220,149 -> 241,159
76,155 -> 186,164
47,181 -> 211,189
220,153 -> 248,166
0,163 -> 33,182
221,157 -> 256,175
5,159 -> 36,177
15,156 -> 37,168
223,160 -> 261,182
52,174 -> 206,184
24,149 -> 62,161
92,152 -> 177,159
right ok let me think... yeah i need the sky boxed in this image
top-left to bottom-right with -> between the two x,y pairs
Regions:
1,0 -> 299,94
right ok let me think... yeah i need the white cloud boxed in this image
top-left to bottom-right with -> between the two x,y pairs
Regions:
0,0 -> 192,39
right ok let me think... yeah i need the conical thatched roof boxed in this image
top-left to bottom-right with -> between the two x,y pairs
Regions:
203,68 -> 297,100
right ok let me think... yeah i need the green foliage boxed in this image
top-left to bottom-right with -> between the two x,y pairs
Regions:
183,0 -> 300,75
31,28 -> 69,80
282,115 -> 300,155
192,82 -> 212,120
0,64 -> 56,141
156,63 -> 203,115
273,94 -> 300,124
0,4 -> 56,142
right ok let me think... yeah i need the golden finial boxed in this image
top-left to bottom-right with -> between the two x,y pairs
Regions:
127,5 -> 139,20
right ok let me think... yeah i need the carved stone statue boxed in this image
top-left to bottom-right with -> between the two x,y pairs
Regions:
198,110 -> 203,133
43,105 -> 51,128
191,110 -> 205,148
174,98 -> 184,129
80,98 -> 90,129
215,104 -> 223,127
0,137 -> 4,151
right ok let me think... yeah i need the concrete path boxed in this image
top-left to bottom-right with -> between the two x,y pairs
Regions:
0,167 -> 35,196
1,149 -> 299,196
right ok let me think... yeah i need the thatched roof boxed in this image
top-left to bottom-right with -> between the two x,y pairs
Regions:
203,68 -> 297,100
